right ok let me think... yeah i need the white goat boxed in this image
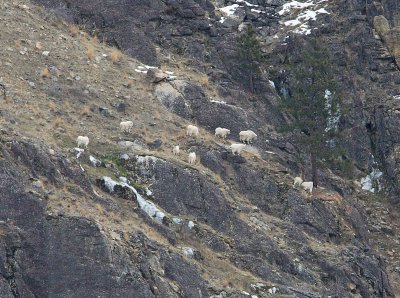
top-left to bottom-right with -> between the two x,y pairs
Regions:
188,152 -> 196,165
230,143 -> 246,155
215,127 -> 231,139
239,130 -> 257,144
76,136 -> 89,148
293,177 -> 303,188
120,120 -> 133,133
187,125 -> 199,137
301,181 -> 313,194
173,145 -> 180,155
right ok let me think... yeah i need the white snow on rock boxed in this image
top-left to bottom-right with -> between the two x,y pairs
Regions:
172,217 -> 182,224
220,4 -> 240,16
181,247 -> 195,257
268,286 -> 278,294
236,0 -> 258,7
278,1 -> 314,15
101,176 -> 166,223
119,177 -> 128,184
279,0 -> 330,35
145,187 -> 153,196
188,221 -> 195,229
73,147 -> 84,159
361,169 -> 383,193
89,155 -> 102,167
269,80 -> 276,89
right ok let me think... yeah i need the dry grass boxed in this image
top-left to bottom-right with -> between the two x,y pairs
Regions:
68,24 -> 80,37
81,105 -> 91,116
49,101 -> 56,112
90,35 -> 98,44
197,74 -> 209,87
41,67 -> 50,78
110,48 -> 122,63
63,101 -> 72,112
86,44 -> 95,60
53,117 -> 65,128
127,79 -> 134,89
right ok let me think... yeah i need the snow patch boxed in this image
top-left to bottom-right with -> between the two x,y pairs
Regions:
279,0 -> 330,35
89,155 -> 102,167
268,287 -> 278,294
146,187 -> 153,196
210,99 -> 227,104
269,80 -> 276,89
220,4 -> 240,16
172,217 -> 182,224
119,177 -> 128,184
236,0 -> 258,7
73,147 -> 84,159
361,169 -> 383,193
278,1 -> 314,15
101,176 -> 166,222
181,247 -> 195,257
188,221 -> 195,229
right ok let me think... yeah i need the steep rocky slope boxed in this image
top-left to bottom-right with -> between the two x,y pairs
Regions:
0,0 -> 399,297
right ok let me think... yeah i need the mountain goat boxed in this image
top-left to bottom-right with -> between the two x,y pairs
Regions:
173,145 -> 180,155
215,127 -> 230,139
187,125 -> 199,137
301,181 -> 313,194
76,136 -> 89,148
188,152 -> 196,165
120,120 -> 133,133
239,130 -> 257,144
230,143 -> 246,155
293,177 -> 303,188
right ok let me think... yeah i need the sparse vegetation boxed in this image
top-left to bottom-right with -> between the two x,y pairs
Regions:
41,67 -> 50,78
81,105 -> 91,116
110,48 -> 122,63
53,117 -> 65,128
86,44 -> 95,60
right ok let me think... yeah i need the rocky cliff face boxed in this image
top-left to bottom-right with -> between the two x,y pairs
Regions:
1,0 -> 400,296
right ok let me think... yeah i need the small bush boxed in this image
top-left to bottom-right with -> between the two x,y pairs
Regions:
41,67 -> 50,78
110,48 -> 122,63
86,44 -> 95,60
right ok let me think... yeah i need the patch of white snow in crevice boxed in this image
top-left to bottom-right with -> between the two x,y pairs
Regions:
188,221 -> 195,229
180,246 -> 195,257
73,147 -> 84,159
220,4 -> 240,16
173,217 -> 182,224
279,0 -> 330,35
89,155 -> 102,167
269,80 -> 276,89
135,64 -> 158,74
101,176 -> 166,223
236,0 -> 258,7
210,99 -> 227,104
278,1 -> 314,15
360,169 -> 383,193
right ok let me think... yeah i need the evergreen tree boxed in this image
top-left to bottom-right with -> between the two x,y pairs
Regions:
282,40 -> 342,187
237,25 -> 263,93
